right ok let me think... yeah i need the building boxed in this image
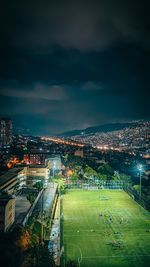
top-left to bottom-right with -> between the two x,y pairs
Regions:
23,153 -> 46,165
74,149 -> 84,158
25,166 -> 49,176
0,193 -> 15,232
0,166 -> 50,195
0,118 -> 12,146
46,155 -> 62,170
0,167 -> 25,195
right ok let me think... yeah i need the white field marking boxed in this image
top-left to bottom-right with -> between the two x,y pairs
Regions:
64,235 -> 104,237
64,236 -> 150,239
63,217 -> 65,267
64,232 -> 150,238
64,229 -> 150,232
78,257 -> 81,267
64,234 -> 150,237
65,242 -> 83,264
63,220 -> 74,226
64,220 -> 149,226
82,255 -> 150,259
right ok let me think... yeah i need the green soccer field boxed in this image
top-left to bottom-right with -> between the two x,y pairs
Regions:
62,190 -> 150,267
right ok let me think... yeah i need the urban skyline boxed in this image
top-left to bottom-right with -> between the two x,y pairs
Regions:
0,2 -> 150,266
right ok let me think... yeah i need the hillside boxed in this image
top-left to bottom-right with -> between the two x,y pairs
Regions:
59,122 -> 135,137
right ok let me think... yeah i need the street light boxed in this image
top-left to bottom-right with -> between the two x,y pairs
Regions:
138,164 -> 142,200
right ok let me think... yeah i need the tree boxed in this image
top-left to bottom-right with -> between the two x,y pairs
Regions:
63,154 -> 68,162
54,178 -> 65,193
70,173 -> 79,182
145,175 -> 150,187
98,163 -> 114,178
0,227 -> 24,267
30,244 -> 56,267
133,184 -> 140,192
64,154 -> 84,171
0,225 -> 56,267
34,179 -> 44,191
74,165 -> 83,175
96,173 -> 107,181
112,171 -> 120,180
120,173 -> 132,185
84,166 -> 97,183
27,193 -> 36,204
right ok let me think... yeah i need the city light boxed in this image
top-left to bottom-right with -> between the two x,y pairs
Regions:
41,136 -> 84,147
0,0 -> 150,265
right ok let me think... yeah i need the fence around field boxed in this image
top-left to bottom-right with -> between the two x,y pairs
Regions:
60,194 -> 65,267
64,182 -> 150,211
124,184 -> 150,211
60,181 -> 150,266
65,180 -> 124,190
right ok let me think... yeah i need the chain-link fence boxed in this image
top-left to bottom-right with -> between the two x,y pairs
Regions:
64,181 -> 150,210
65,180 -> 124,190
60,194 -> 65,267
123,183 -> 150,211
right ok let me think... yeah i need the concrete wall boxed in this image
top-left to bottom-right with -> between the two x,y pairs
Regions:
0,198 -> 15,232
5,198 -> 15,231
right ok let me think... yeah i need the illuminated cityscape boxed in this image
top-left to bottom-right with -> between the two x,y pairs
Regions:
71,121 -> 150,152
0,1 -> 150,267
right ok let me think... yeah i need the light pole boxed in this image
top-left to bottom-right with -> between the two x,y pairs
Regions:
53,161 -> 56,188
41,183 -> 44,243
138,164 -> 142,200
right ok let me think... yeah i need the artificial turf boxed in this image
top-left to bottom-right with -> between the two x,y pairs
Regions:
63,190 -> 150,267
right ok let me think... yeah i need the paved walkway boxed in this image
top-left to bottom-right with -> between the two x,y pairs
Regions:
48,197 -> 60,266
15,183 -> 57,225
43,183 -> 58,213
33,183 -> 58,216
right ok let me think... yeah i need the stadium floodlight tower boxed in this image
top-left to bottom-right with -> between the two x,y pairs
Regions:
138,164 -> 143,200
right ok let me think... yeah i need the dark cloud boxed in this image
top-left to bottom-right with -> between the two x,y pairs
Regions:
82,81 -> 105,91
1,0 -> 150,52
0,83 -> 68,100
0,0 -> 150,134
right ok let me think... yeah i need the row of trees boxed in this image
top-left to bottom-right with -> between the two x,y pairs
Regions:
0,225 -> 55,267
62,154 -> 132,184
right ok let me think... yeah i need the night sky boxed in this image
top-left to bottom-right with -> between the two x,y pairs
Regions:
0,0 -> 150,135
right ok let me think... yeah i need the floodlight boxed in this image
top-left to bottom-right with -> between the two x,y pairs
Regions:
138,164 -> 142,171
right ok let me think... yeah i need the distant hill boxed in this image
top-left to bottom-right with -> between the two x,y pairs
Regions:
59,122 -> 136,137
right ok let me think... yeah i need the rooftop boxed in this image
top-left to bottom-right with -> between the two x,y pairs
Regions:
0,192 -> 14,205
0,167 -> 23,187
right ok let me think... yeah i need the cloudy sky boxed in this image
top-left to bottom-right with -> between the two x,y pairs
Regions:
0,0 -> 150,135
